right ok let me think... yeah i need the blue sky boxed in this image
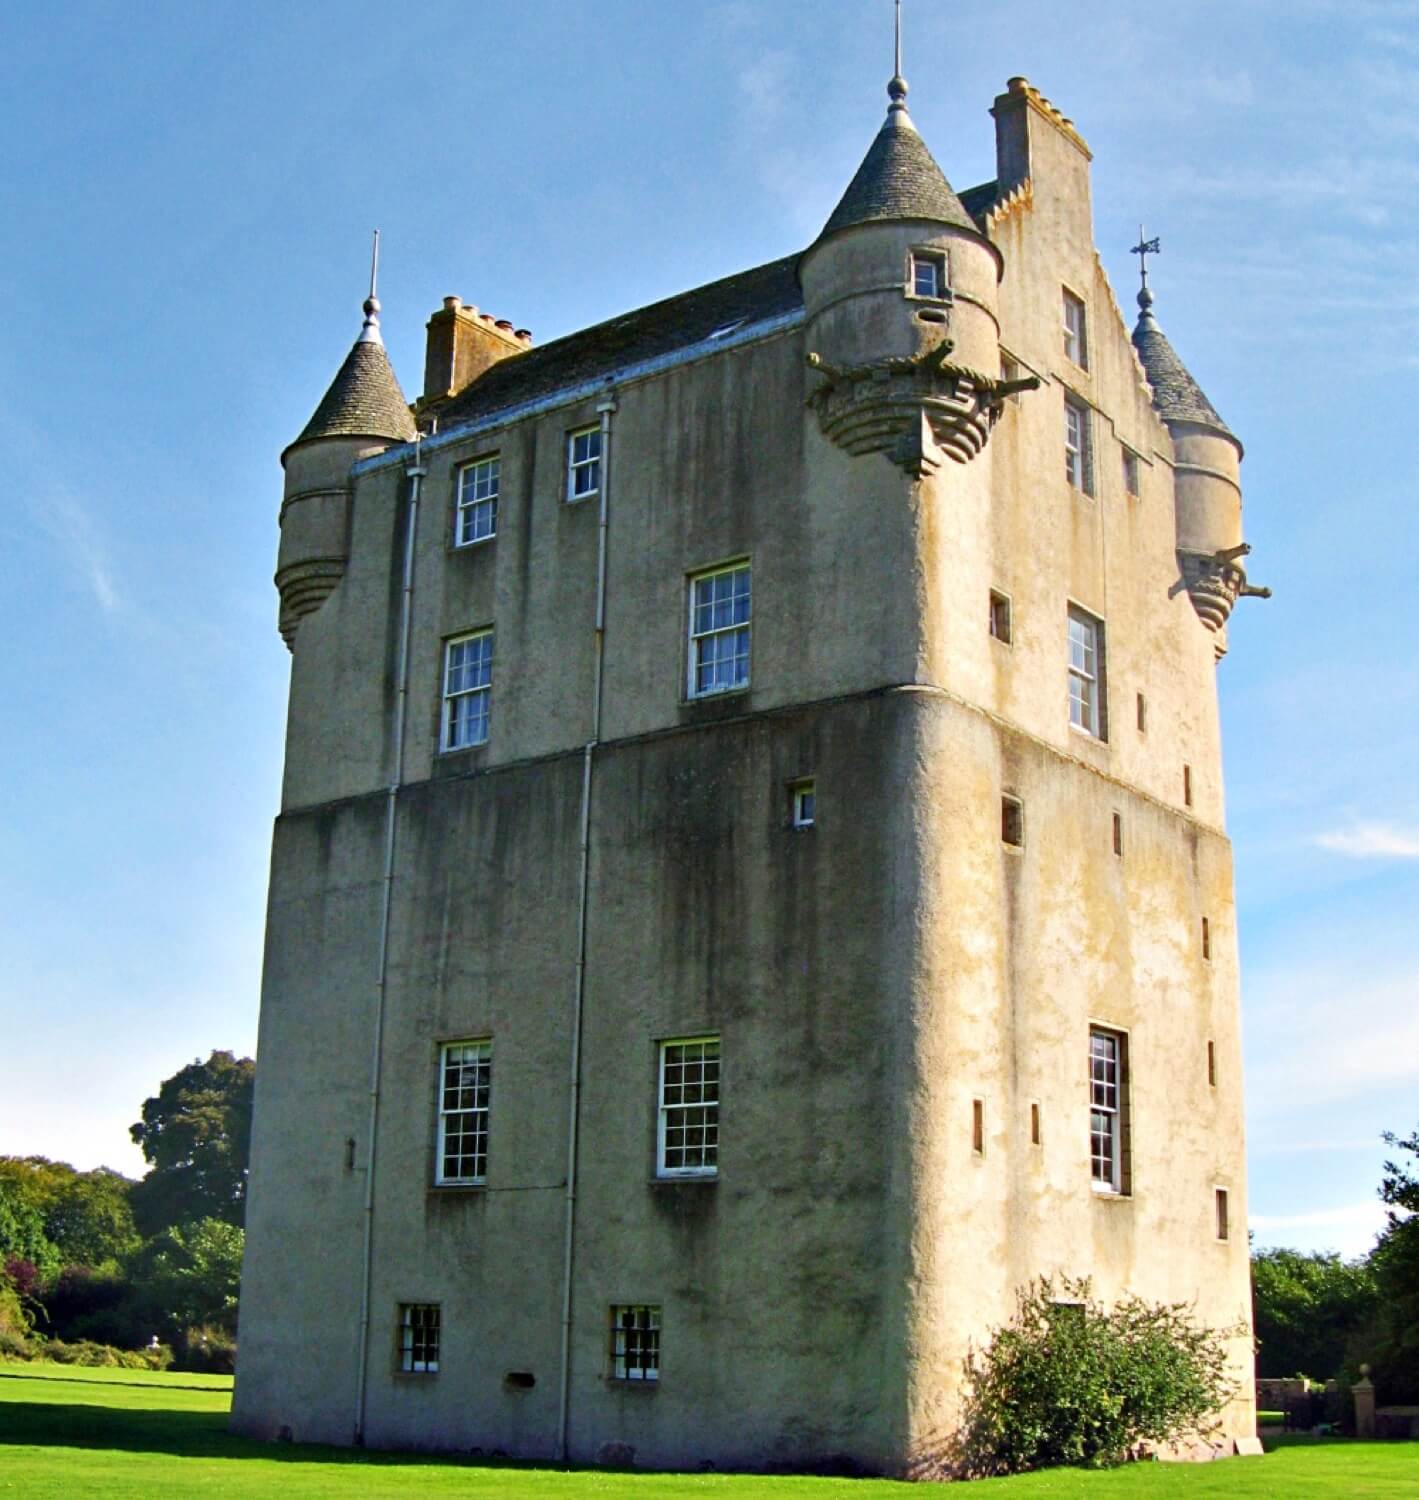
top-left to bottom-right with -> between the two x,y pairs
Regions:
1,1 -> 1414,1260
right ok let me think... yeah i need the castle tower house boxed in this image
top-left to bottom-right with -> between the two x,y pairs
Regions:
235,60 -> 1260,1475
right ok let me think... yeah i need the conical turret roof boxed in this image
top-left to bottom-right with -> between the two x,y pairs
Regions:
286,295 -> 417,459
1131,287 -> 1235,443
819,76 -> 980,241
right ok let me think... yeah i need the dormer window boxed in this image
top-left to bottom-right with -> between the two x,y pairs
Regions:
910,251 -> 948,300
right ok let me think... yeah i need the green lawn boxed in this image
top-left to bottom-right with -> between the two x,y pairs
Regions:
0,1362 -> 1415,1497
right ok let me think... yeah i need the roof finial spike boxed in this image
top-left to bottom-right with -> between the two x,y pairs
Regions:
359,229 -> 384,346
888,0 -> 909,116
1131,225 -> 1161,325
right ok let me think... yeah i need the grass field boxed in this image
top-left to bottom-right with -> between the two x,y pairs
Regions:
1,1362 -> 1415,1497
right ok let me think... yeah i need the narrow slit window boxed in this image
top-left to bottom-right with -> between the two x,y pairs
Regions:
1112,812 -> 1123,857
790,780 -> 815,828
1001,795 -> 1024,848
1030,1101 -> 1042,1146
1183,764 -> 1193,806
1207,1040 -> 1217,1088
972,1098 -> 985,1155
1136,693 -> 1147,733
1202,917 -> 1211,961
1215,1188 -> 1230,1241
989,590 -> 1013,644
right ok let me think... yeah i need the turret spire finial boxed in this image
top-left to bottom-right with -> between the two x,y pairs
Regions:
888,0 -> 909,115
359,229 -> 384,346
1131,225 -> 1161,328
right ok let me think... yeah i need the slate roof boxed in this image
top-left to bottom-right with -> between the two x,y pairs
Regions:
435,256 -> 803,429
1131,292 -> 1235,442
819,107 -> 980,240
289,337 -> 418,455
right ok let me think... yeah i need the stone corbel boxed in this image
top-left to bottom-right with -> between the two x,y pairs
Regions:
1179,542 -> 1271,647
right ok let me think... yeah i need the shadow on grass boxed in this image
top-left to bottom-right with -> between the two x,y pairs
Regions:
0,1396 -> 561,1472
0,1371 -> 226,1395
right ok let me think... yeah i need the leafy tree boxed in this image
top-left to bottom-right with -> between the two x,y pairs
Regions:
1251,1247 -> 1378,1379
953,1276 -> 1240,1476
138,1218 -> 244,1340
0,1157 -> 139,1269
129,1051 -> 255,1236
0,1180 -> 60,1282
1367,1126 -> 1419,1400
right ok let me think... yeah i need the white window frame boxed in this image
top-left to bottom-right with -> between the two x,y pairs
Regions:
1067,605 -> 1104,738
567,425 -> 601,502
909,249 -> 948,300
610,1304 -> 660,1383
455,454 -> 499,546
441,630 -> 493,751
398,1303 -> 440,1374
687,562 -> 751,699
790,780 -> 816,829
1064,396 -> 1093,494
435,1039 -> 491,1186
1063,288 -> 1088,368
656,1036 -> 719,1179
1090,1029 -> 1125,1194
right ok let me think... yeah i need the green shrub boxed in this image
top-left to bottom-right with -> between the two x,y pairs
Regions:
173,1323 -> 235,1374
953,1276 -> 1240,1476
37,1337 -> 171,1370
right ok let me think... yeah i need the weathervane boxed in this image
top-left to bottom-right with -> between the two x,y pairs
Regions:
895,0 -> 902,79
1130,225 -> 1160,294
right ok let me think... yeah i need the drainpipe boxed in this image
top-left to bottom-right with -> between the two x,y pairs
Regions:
557,387 -> 616,1461
354,437 -> 426,1445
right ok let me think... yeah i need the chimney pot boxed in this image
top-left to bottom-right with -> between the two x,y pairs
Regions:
496,319 -> 513,331
443,296 -> 461,311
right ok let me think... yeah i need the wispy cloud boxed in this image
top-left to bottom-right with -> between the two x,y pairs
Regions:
1315,822 -> 1419,858
1250,1199 -> 1388,1257
29,487 -> 123,615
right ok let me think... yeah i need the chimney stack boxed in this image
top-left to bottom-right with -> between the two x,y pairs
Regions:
421,296 -> 530,403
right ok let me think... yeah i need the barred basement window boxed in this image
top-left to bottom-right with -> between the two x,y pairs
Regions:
436,1040 -> 491,1185
455,455 -> 499,545
610,1304 -> 660,1382
688,562 -> 750,698
1090,1029 -> 1128,1194
567,425 -> 601,502
657,1037 -> 719,1178
399,1304 -> 440,1373
441,630 -> 493,750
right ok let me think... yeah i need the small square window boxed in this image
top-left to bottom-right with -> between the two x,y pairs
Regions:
567,425 -> 601,502
657,1037 -> 719,1178
610,1305 -> 660,1382
688,563 -> 751,698
398,1304 -> 440,1374
1001,795 -> 1024,848
455,455 -> 499,546
1064,397 -> 1094,494
910,250 -> 948,300
790,780 -> 815,828
441,630 -> 493,751
1215,1188 -> 1230,1241
1122,448 -> 1141,498
1063,289 -> 1088,368
989,590 -> 1013,645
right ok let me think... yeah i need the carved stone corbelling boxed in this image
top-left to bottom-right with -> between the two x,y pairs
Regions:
276,557 -> 347,649
1179,542 -> 1271,639
806,338 -> 1039,477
